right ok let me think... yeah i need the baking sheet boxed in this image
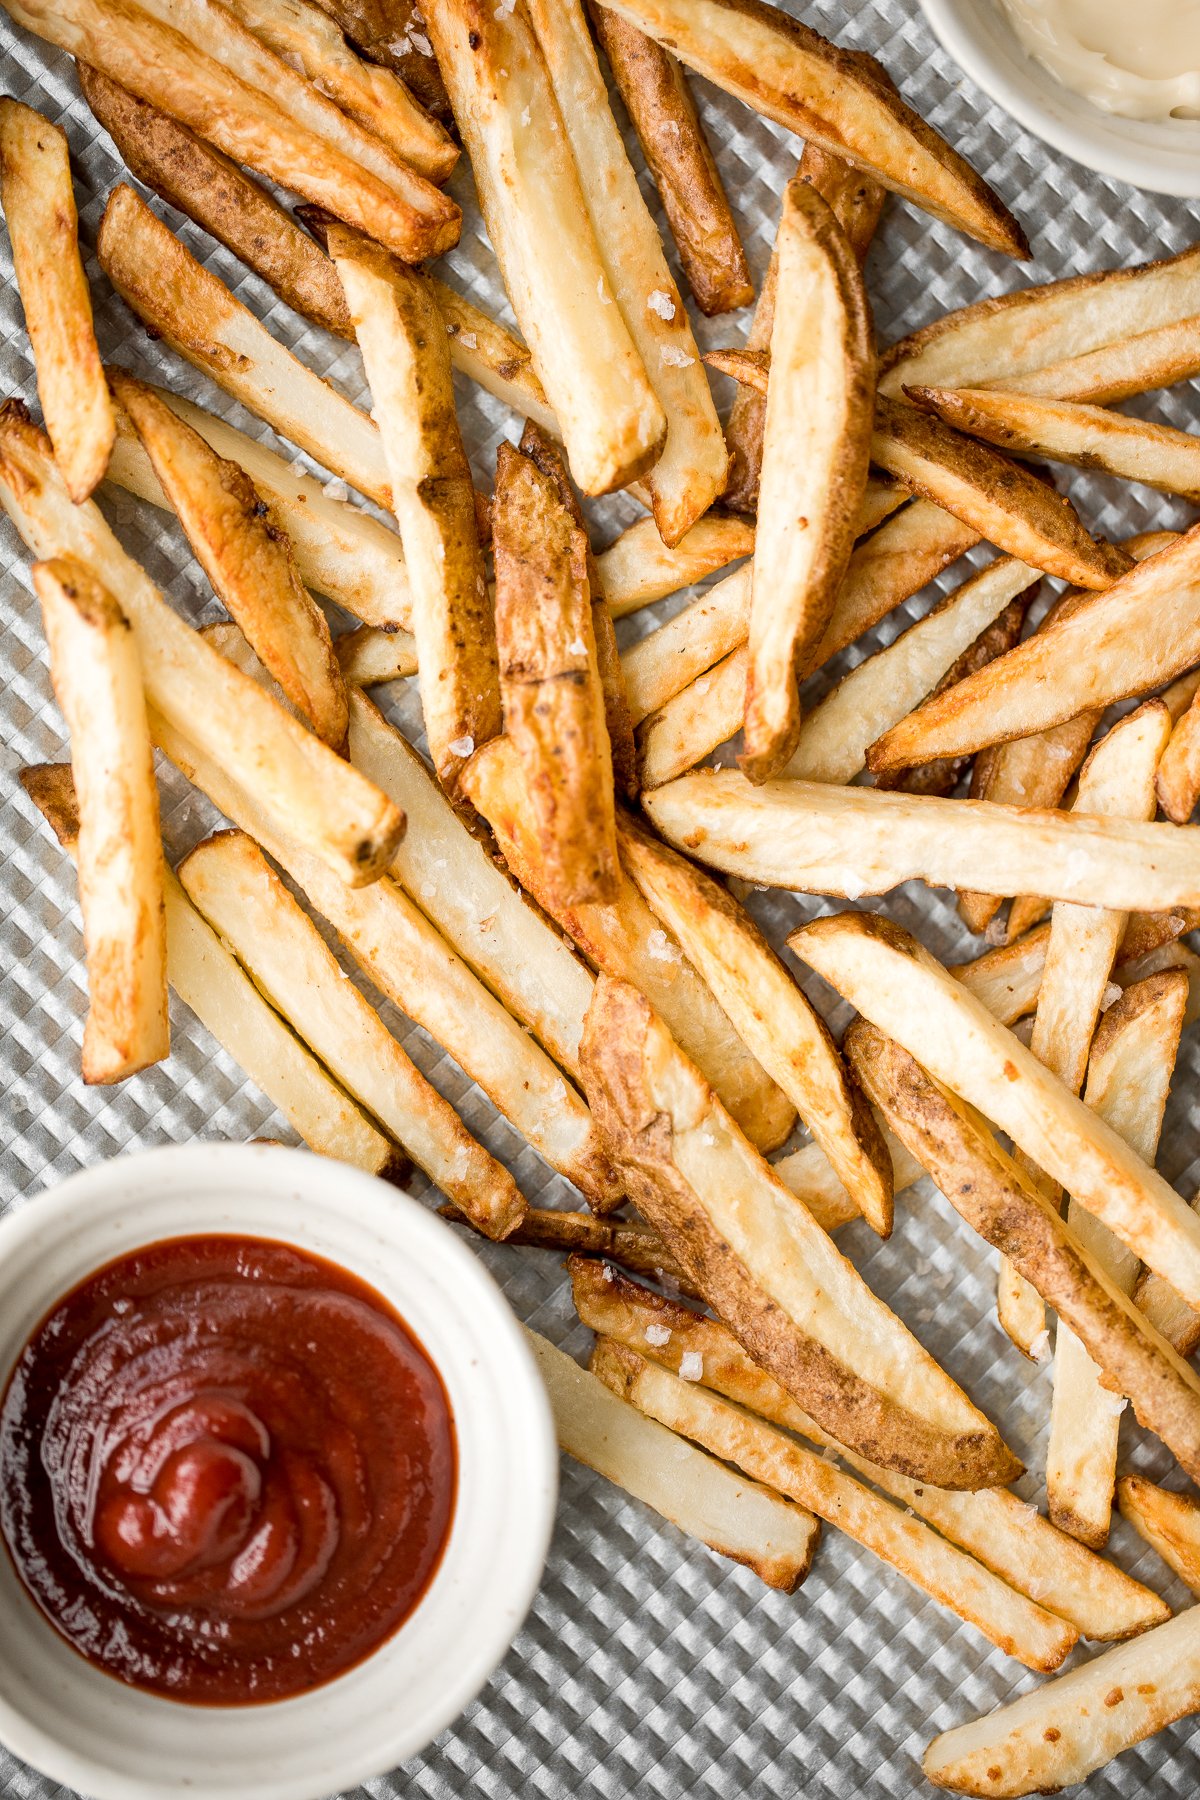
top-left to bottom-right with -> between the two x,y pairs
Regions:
2,2 -> 1200,1793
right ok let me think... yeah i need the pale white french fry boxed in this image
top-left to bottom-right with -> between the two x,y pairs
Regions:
427,275 -> 557,434
1135,1191 -> 1200,1360
621,565 -> 750,727
637,642 -> 748,789
594,513 -> 754,620
1157,686 -> 1200,824
771,1129 -> 926,1233
1118,1474 -> 1200,1597
0,98 -> 113,502
986,318 -> 1200,404
336,624 -> 418,684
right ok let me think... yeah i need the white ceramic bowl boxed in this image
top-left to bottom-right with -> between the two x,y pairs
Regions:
917,0 -> 1200,198
0,1143 -> 557,1800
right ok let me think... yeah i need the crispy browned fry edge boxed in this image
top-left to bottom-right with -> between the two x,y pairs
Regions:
440,1202 -> 697,1291
1118,1474 -> 1200,1596
109,369 -> 348,752
590,4 -> 752,316
845,1019 -> 1200,1486
311,0 -> 453,121
0,98 -> 113,501
706,346 -> 770,392
492,442 -> 620,904
580,974 -> 1021,1489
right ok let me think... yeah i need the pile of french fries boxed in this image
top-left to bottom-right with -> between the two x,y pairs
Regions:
6,0 -> 1200,1785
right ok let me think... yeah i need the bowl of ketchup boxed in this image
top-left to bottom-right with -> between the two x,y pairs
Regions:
0,1142 -> 557,1800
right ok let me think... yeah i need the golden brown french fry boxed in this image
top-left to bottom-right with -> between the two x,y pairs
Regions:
0,98 -> 113,502
428,275 -> 558,433
110,369 -> 348,752
793,911 -> 1200,1317
443,1203 -> 697,1291
580,974 -> 1020,1489
336,624 -> 418,684
868,523 -> 1200,771
98,187 -> 392,508
425,0 -> 664,496
0,402 -> 401,888
908,384 -> 1200,503
526,1329 -> 819,1589
922,1605 -> 1200,1797
1156,687 -> 1200,824
743,178 -> 874,780
1048,972 -> 1188,1546
33,560 -> 168,1084
6,0 -> 459,260
589,7 -> 752,317
327,224 -> 499,797
594,512 -> 754,619
985,318 -> 1200,405
310,0 -> 452,122
593,0 -> 1026,255
572,1259 -> 1169,1642
1118,1475 -> 1200,1597
617,812 -> 892,1234
22,765 -> 405,1179
179,830 -> 525,1238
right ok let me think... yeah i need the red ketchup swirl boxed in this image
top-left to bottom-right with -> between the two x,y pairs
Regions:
0,1236 -> 455,1703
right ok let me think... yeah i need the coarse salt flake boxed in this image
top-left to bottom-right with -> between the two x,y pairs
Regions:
567,636 -> 588,655
322,476 -> 349,502
1101,982 -> 1123,1009
679,1351 -> 703,1381
644,1324 -> 672,1347
521,105 -> 532,125
602,1263 -> 615,1283
598,279 -> 612,306
459,329 -> 478,350
660,345 -> 694,368
410,30 -> 432,53
494,0 -> 516,16
647,289 -> 676,320
646,928 -> 676,962
448,735 -> 475,757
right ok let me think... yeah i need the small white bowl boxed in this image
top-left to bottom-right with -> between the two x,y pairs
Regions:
0,1143 -> 557,1800
917,0 -> 1200,198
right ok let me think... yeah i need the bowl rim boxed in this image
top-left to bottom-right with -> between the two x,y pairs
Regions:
917,0 -> 1200,198
0,1142 -> 558,1800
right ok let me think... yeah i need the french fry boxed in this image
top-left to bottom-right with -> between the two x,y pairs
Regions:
772,1128 -> 926,1234
336,624 -> 418,684
617,812 -> 893,1234
33,560 -> 168,1084
110,369 -> 348,752
1135,1201 -> 1200,1361
743,178 -> 874,780
327,224 -> 499,796
592,0 -> 1027,255
638,642 -> 748,789
867,523 -> 1200,771
492,444 -> 620,903
594,1337 -> 1076,1670
792,911 -> 1200,1317
1156,687 -> 1200,824
0,98 -> 113,504
179,830 -> 525,1238
526,0 -> 726,544
425,0 -> 665,496
622,565 -> 751,727
572,1260 -> 1169,1642
593,512 -> 754,620
443,1204 -> 697,1291
462,736 -> 794,1154
580,974 -> 1020,1489
589,6 -> 753,317
525,1329 -> 819,1589
309,0 -> 453,122
5,0 -> 459,260
984,317 -> 1200,405
950,913 -> 1193,1029
98,187 -> 392,508
21,765 -> 405,1180
1118,1475 -> 1200,1597
1048,972 -> 1188,1545
0,401 -> 401,888
784,556 -> 1040,786
922,1605 -> 1200,1797
428,275 -> 557,434
908,384 -> 1200,504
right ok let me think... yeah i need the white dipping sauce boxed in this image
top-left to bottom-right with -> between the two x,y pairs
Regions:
998,0 -> 1200,118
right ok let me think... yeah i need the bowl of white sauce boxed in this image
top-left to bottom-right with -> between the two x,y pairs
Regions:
916,0 -> 1200,197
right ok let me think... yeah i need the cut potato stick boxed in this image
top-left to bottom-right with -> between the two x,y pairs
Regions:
1135,1196 -> 1200,1361
589,6 -> 752,316
743,178 -> 874,779
580,974 -> 1020,1489
594,1338 -> 1070,1670
462,736 -> 793,1154
772,1128 -> 925,1234
622,565 -> 750,727
5,0 -> 458,260
1157,686 -> 1200,824
34,560 -> 168,1083
1118,1475 -> 1200,1597
0,401 -> 401,888
846,1018 -> 1200,1486
638,642 -> 748,789
428,275 -> 557,434
950,913 -> 1193,1029
98,187 -> 392,508
179,830 -> 524,1237
110,369 -> 348,751
426,0 -> 664,496
985,317 -> 1200,405
0,98 -> 113,502
868,523 -> 1200,770
527,0 -> 726,544
1048,972 -> 1187,1546
617,811 -> 892,1233
336,624 -> 418,684
922,1604 -> 1200,1797
908,384 -> 1200,504
443,1204 -> 696,1291
595,512 -> 754,619
594,0 -> 1027,255
785,556 -> 1040,786
871,397 -> 1129,590
572,1260 -> 1168,1642
22,765 -> 404,1179
311,0 -> 452,122
328,224 -> 499,796
792,911 -> 1200,1317
526,1329 -> 818,1588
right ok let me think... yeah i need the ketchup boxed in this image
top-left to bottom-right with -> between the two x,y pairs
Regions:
0,1236 -> 456,1704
